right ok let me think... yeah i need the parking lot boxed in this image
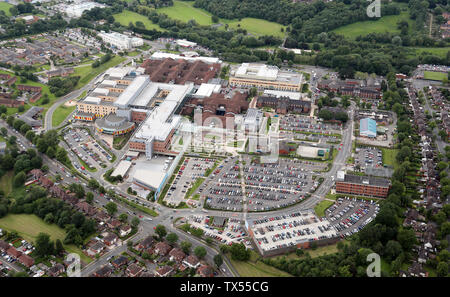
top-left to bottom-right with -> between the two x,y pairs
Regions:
283,131 -> 341,144
279,114 -> 342,135
243,156 -> 321,211
203,156 -> 327,212
248,211 -> 338,254
326,197 -> 379,238
204,156 -> 243,211
63,128 -> 113,171
187,216 -> 249,245
165,157 -> 218,206
354,146 -> 393,177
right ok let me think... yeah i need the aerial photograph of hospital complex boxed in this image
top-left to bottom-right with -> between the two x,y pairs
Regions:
0,0 -> 448,283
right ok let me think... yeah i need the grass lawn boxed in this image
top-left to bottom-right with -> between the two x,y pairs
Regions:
332,11 -> 413,39
411,47 -> 450,59
72,55 -> 126,88
155,1 -> 286,37
226,18 -> 286,38
0,2 -> 13,16
185,177 -> 204,199
127,50 -> 140,57
157,1 -> 214,26
0,171 -> 14,196
423,71 -> 447,81
113,10 -> 166,31
381,148 -> 399,169
230,251 -> 291,277
52,105 -> 76,127
314,200 -> 335,217
0,214 -> 92,264
282,241 -> 346,260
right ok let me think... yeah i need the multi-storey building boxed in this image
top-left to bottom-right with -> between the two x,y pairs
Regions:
335,171 -> 391,198
229,63 -> 303,91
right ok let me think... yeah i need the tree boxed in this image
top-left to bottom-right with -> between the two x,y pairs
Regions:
13,171 -> 26,188
0,127 -> 7,137
194,246 -> 207,259
384,240 -> 402,261
119,213 -> 128,223
166,233 -> 179,245
181,241 -> 192,254
155,224 -> 167,240
131,217 -> 140,228
437,262 -> 448,277
56,147 -> 68,163
88,178 -> 100,189
55,239 -> 64,256
105,202 -> 118,215
35,233 -> 54,257
211,15 -> 219,23
230,243 -> 250,261
397,229 -> 417,252
86,192 -> 94,204
214,254 -> 223,268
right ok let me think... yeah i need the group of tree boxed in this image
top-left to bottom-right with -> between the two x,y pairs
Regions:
4,184 -> 96,247
3,116 -> 71,168
48,76 -> 80,97
92,53 -> 113,68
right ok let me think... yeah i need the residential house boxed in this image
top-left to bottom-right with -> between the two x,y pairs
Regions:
103,232 -> 119,247
183,255 -> 200,269
87,241 -> 106,256
18,254 -> 35,268
197,265 -> 214,277
111,256 -> 128,269
48,263 -> 65,277
76,201 -> 96,216
0,240 -> 10,252
155,265 -> 173,277
93,265 -> 113,277
126,263 -> 144,277
108,219 -> 122,229
7,247 -> 22,259
120,225 -> 132,237
137,236 -> 154,251
154,242 -> 172,256
169,248 -> 186,263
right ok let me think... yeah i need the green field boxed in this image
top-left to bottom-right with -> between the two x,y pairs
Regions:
226,18 -> 286,38
282,241 -> 346,260
157,1 -> 214,26
424,71 -> 447,81
0,214 -> 92,263
113,10 -> 165,31
314,200 -> 335,217
381,148 -> 399,169
0,171 -> 14,196
230,251 -> 292,277
72,55 -> 126,88
411,47 -> 450,59
52,104 -> 76,128
0,69 -> 57,116
0,2 -> 13,16
332,12 -> 413,39
155,1 -> 286,37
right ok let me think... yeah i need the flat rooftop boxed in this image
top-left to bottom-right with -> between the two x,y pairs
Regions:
133,83 -> 194,142
131,156 -> 173,190
247,211 -> 338,252
340,174 -> 391,188
233,63 -> 302,85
